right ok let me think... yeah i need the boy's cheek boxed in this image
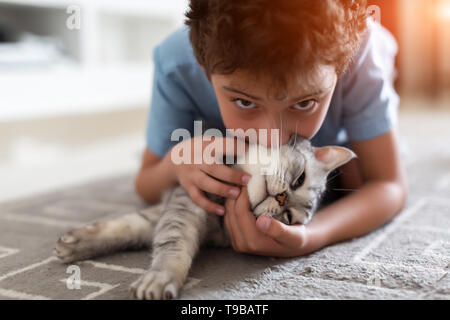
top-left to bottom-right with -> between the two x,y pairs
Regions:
290,102 -> 332,139
299,108 -> 329,139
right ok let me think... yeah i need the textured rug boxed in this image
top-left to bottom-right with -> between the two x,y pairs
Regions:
0,154 -> 449,300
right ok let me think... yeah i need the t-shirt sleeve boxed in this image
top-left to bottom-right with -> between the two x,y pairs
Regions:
146,46 -> 196,158
341,21 -> 400,142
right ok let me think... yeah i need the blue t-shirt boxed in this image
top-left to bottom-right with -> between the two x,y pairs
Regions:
146,20 -> 399,158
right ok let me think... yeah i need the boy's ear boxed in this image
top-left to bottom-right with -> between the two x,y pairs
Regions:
313,146 -> 357,173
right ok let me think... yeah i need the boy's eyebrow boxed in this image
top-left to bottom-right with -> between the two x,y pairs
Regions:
222,85 -> 331,103
222,86 -> 263,101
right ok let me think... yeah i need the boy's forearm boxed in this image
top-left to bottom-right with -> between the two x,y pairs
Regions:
307,180 -> 408,250
135,152 -> 177,203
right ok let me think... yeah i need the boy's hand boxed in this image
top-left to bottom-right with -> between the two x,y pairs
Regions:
170,136 -> 251,215
224,188 -> 316,258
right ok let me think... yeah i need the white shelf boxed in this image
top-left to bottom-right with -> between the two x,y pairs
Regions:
0,0 -> 188,20
0,63 -> 154,122
0,0 -> 188,120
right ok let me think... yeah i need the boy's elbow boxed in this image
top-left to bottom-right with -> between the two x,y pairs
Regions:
134,170 -> 160,205
387,176 -> 409,218
134,171 -> 146,201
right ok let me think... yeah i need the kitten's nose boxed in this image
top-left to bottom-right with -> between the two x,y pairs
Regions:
275,192 -> 288,206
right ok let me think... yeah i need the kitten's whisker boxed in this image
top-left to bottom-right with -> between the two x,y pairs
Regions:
331,188 -> 361,192
279,112 -> 283,148
277,112 -> 282,169
326,172 -> 342,184
291,120 -> 299,152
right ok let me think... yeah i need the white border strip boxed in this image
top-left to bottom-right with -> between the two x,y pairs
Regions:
83,260 -> 146,274
0,257 -> 57,282
0,246 -> 19,260
0,288 -> 51,300
58,279 -> 120,300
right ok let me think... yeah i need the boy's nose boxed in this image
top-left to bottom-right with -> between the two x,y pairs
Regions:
279,134 -> 291,146
259,130 -> 291,148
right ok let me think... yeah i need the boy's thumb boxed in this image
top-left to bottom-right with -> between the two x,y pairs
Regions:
257,216 -> 305,247
256,216 -> 272,233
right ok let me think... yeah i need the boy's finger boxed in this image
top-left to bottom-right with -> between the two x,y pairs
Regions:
256,216 -> 306,249
195,173 -> 241,199
188,186 -> 225,215
201,164 -> 251,186
224,198 -> 247,250
233,188 -> 260,237
223,200 -> 237,247
231,191 -> 284,253
234,187 -> 252,214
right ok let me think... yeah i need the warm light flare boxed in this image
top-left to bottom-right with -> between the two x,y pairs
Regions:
437,0 -> 450,20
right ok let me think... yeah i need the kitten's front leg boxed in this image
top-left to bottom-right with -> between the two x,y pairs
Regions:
130,198 -> 208,300
55,209 -> 160,263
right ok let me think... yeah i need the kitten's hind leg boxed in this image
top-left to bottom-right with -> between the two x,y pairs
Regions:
55,208 -> 161,263
130,193 -> 208,300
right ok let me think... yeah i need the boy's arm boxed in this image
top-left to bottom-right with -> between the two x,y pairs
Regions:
135,149 -> 178,204
307,128 -> 408,248
223,128 -> 408,257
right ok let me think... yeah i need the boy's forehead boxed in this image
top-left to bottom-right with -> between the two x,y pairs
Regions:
218,65 -> 336,100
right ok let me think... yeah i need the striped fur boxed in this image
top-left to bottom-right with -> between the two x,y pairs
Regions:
54,135 -> 355,300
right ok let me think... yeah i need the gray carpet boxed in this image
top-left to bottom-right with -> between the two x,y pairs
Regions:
0,154 -> 449,300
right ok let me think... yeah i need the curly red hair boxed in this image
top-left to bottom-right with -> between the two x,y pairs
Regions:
185,0 -> 368,93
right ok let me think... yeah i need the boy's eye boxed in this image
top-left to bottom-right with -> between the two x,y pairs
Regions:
292,99 -> 316,111
233,98 -> 256,109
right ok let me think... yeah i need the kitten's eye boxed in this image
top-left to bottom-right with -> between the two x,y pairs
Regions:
292,99 -> 316,111
233,98 -> 256,109
292,171 -> 306,190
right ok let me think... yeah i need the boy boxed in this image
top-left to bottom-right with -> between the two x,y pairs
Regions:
135,0 -> 408,257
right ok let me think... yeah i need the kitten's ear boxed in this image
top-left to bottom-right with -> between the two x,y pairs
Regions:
313,146 -> 357,173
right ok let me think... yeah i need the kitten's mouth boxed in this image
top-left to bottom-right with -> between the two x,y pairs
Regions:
251,195 -> 289,222
273,210 -> 293,225
250,198 -> 266,212
284,210 -> 293,225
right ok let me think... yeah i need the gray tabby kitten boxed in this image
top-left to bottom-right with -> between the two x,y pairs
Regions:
54,135 -> 355,300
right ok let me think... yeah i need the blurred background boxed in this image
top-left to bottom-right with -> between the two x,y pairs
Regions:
0,0 -> 449,202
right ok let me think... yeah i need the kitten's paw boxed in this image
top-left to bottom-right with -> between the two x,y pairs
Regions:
54,222 -> 104,263
130,270 -> 179,300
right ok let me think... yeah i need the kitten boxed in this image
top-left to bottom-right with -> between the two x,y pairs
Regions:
54,135 -> 355,300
